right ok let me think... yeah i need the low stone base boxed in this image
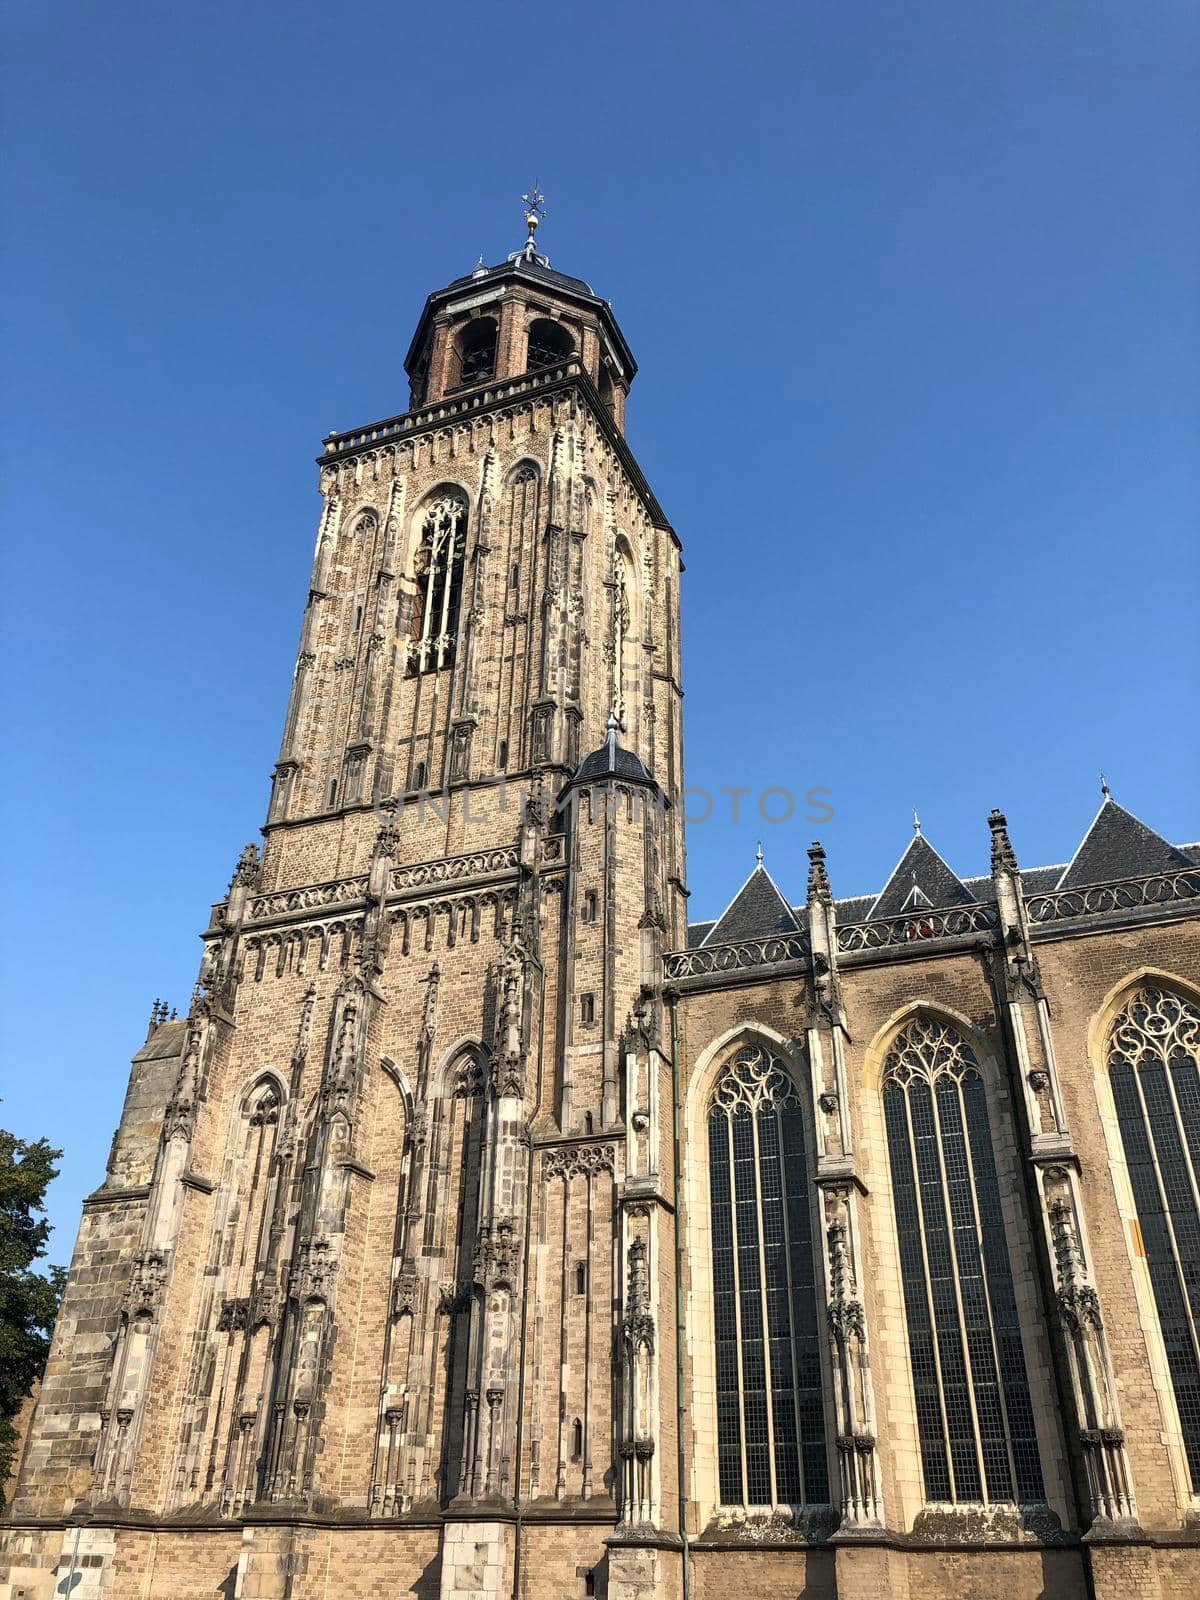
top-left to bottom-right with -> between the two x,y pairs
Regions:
438,1518 -> 513,1600
604,1534 -> 681,1600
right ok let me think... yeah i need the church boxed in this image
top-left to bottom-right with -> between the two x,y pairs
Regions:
3,202 -> 1200,1600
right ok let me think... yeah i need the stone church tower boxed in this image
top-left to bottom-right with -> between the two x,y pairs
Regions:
3,209 -> 1200,1600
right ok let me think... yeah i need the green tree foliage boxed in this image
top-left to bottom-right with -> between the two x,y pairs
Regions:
0,1124 -> 65,1506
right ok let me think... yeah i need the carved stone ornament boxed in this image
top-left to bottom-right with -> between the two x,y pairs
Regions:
473,1218 -> 517,1291
544,1143 -> 615,1179
124,1249 -> 169,1319
217,1296 -> 250,1334
623,1236 -> 655,1353
988,809 -> 1019,874
1048,1196 -> 1103,1333
391,1265 -> 418,1319
230,843 -> 261,892
291,1237 -> 336,1304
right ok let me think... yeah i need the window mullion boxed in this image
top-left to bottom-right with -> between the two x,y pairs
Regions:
955,1073 -> 1020,1502
436,524 -> 455,668
774,1106 -> 807,1506
1129,1050 -> 1200,1376
1156,1042 -> 1200,1276
419,531 -> 437,671
929,1074 -> 987,1501
750,1107 -> 779,1511
902,1080 -> 956,1502
727,1113 -> 749,1510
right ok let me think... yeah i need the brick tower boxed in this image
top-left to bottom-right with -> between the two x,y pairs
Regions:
7,200 -> 1200,1600
2,200 -> 687,1598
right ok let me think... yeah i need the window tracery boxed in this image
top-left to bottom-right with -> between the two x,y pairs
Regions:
1107,984 -> 1200,1488
707,1042 -> 828,1509
882,1016 -> 1044,1505
407,492 -> 467,675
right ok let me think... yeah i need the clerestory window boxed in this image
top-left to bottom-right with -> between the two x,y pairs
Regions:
1107,984 -> 1200,1489
882,1016 -> 1044,1505
708,1043 -> 828,1509
407,492 -> 467,676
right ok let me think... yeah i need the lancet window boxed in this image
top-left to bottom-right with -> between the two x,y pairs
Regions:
708,1043 -> 828,1509
407,492 -> 467,675
1107,984 -> 1200,1488
882,1016 -> 1044,1504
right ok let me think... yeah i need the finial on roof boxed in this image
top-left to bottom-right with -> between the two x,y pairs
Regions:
988,808 -> 1019,875
606,710 -> 620,736
471,253 -> 488,279
755,840 -> 764,868
1100,770 -> 1111,799
807,840 -> 832,905
913,808 -> 922,836
509,184 -> 550,268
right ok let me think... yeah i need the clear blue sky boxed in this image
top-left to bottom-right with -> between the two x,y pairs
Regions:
2,1 -> 1197,1261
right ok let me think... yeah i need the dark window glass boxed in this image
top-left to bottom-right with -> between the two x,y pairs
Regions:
407,493 -> 467,676
1109,987 -> 1200,1489
882,1016 -> 1044,1504
707,1044 -> 828,1507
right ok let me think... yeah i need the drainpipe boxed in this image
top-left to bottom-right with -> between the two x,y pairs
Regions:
667,990 -> 691,1600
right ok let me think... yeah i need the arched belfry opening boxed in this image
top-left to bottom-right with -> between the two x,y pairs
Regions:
526,317 -> 574,371
452,317 -> 497,388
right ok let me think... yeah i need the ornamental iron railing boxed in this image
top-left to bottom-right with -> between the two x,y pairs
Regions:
836,902 -> 1000,953
665,866 -> 1198,984
1025,867 -> 1200,925
663,932 -> 811,982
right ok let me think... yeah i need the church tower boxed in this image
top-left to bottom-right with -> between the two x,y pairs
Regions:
12,196 -> 1197,1600
4,200 -> 687,1599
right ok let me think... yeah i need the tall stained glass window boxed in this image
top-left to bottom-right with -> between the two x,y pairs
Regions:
1107,985 -> 1200,1489
882,1016 -> 1044,1504
708,1043 -> 828,1508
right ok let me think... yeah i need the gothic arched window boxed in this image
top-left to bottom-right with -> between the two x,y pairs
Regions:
882,1017 -> 1044,1505
526,317 -> 573,370
407,492 -> 467,675
708,1043 -> 828,1509
1107,985 -> 1200,1489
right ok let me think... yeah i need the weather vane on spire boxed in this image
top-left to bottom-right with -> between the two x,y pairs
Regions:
510,184 -> 550,268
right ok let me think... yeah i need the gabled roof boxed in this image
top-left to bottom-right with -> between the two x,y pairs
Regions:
867,833 -> 973,920
701,863 -> 801,947
684,804 -> 1197,948
1057,798 -> 1193,889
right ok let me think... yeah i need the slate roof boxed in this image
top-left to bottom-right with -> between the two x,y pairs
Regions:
687,799 -> 1196,947
133,1018 -> 188,1062
701,864 -> 801,947
443,257 -> 597,300
867,834 -> 974,919
569,725 -> 657,790
1057,798 -> 1193,888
